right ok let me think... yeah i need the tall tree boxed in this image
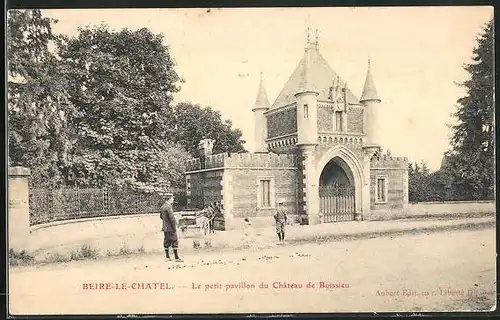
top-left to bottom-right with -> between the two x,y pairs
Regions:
7,9 -> 76,187
448,19 -> 494,200
172,102 -> 246,157
58,25 -> 181,188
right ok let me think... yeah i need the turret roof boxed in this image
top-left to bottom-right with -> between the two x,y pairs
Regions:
360,59 -> 381,103
253,74 -> 270,110
271,46 -> 362,109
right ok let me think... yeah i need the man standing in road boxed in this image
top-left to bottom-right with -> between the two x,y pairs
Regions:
274,201 -> 288,243
160,193 -> 183,262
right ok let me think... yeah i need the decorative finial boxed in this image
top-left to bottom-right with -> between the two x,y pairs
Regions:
315,28 -> 319,47
306,26 -> 311,44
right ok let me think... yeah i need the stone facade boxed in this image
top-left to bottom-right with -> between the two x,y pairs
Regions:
185,36 -> 408,230
185,153 -> 299,229
369,155 -> 409,217
346,106 -> 364,133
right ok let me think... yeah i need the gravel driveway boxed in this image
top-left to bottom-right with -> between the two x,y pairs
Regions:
9,226 -> 496,314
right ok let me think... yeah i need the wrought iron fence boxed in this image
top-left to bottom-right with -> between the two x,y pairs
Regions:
29,187 -> 169,226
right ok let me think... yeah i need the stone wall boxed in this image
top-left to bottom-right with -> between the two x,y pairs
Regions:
223,168 -> 298,229
186,153 -> 297,172
369,200 -> 495,220
408,201 -> 495,215
225,153 -> 296,168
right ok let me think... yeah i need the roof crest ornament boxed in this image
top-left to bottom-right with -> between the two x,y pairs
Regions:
305,26 -> 319,50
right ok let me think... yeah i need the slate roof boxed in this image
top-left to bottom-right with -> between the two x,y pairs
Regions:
253,74 -> 271,110
271,46 -> 362,109
360,59 -> 381,103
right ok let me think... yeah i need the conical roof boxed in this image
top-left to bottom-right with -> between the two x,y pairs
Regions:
252,74 -> 270,111
360,60 -> 381,103
296,47 -> 316,94
271,47 -> 362,109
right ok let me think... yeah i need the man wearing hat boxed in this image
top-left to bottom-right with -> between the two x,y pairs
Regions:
160,193 -> 183,262
274,201 -> 288,243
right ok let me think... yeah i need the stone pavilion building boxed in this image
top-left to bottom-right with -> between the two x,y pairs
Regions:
184,34 -> 409,230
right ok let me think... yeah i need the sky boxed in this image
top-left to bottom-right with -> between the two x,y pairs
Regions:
40,7 -> 493,171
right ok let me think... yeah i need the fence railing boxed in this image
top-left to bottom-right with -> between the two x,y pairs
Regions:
29,187 -> 172,226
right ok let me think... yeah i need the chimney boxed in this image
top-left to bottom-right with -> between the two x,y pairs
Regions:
198,139 -> 215,169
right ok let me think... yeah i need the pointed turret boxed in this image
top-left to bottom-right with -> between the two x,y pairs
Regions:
295,47 -> 318,95
253,73 -> 270,153
361,58 -> 382,146
252,73 -> 270,111
360,59 -> 381,103
295,29 -> 319,147
296,29 -> 319,96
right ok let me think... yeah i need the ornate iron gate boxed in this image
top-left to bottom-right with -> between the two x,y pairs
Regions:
319,184 -> 355,222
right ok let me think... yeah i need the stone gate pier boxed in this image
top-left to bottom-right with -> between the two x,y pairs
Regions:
8,167 -> 31,251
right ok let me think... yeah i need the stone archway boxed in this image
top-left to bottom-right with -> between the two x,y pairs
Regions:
319,157 -> 356,222
313,145 -> 364,222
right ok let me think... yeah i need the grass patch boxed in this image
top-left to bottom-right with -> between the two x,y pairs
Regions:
45,252 -> 71,263
9,249 -> 35,266
104,243 -> 144,257
69,244 -> 99,261
119,243 -> 133,255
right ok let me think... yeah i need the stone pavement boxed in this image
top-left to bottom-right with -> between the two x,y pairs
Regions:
23,214 -> 495,262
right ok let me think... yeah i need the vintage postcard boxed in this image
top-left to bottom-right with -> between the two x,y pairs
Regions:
7,6 -> 496,315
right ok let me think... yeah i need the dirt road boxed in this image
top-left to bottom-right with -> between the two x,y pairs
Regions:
9,227 -> 496,314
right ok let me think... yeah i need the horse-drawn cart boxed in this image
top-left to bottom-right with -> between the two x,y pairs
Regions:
176,204 -> 225,234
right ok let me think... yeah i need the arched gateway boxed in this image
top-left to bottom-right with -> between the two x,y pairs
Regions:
314,145 -> 364,223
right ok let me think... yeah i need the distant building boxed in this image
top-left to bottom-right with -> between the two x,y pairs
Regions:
185,33 -> 409,230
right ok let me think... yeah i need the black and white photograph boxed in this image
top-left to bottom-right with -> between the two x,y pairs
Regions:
6,6 -> 496,315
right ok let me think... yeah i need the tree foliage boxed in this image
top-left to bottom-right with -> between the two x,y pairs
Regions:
57,25 -> 183,188
172,102 -> 246,157
447,19 -> 495,200
408,161 -> 430,202
7,9 -> 76,187
8,11 -> 248,192
408,20 -> 494,203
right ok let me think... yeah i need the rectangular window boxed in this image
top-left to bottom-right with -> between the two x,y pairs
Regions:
335,111 -> 343,132
304,104 -> 309,118
376,177 -> 387,203
261,180 -> 271,207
